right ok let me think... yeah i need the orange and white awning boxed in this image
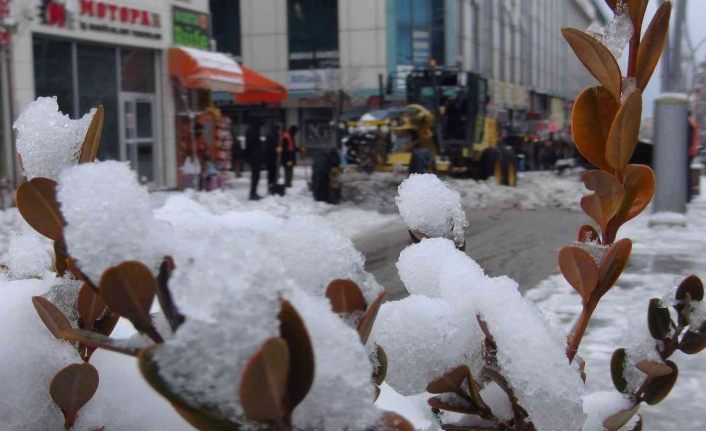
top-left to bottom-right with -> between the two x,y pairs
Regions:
168,47 -> 244,93
236,66 -> 288,105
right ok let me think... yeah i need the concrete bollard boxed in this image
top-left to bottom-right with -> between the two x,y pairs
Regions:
652,93 -> 689,218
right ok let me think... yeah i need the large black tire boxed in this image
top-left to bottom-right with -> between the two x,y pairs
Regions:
479,147 -> 500,180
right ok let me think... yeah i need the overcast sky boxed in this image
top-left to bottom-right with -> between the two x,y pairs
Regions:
597,0 -> 706,117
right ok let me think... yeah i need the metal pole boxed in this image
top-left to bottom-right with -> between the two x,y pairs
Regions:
671,0 -> 688,91
653,93 -> 689,215
0,42 -> 15,185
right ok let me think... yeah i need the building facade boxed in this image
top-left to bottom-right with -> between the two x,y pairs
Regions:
0,0 -> 608,185
3,0 -> 213,187
226,0 -> 606,147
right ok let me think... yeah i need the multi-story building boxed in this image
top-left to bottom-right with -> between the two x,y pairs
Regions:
0,1 -> 608,186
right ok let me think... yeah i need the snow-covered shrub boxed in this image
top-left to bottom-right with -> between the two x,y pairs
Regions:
371,2 -> 696,431
7,99 -> 411,430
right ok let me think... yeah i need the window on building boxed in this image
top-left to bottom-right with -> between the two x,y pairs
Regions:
121,48 -> 155,94
395,0 -> 444,67
287,0 -> 339,70
76,43 -> 119,161
33,38 -> 73,117
210,0 -> 241,59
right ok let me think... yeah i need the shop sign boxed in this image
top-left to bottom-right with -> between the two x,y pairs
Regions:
172,6 -> 211,50
39,0 -> 162,40
289,69 -> 340,92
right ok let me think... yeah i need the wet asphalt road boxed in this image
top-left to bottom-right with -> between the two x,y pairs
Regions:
354,208 -> 587,300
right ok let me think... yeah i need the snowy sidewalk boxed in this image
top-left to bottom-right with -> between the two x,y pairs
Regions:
528,184 -> 706,430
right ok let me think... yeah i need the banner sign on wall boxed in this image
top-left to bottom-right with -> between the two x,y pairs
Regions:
172,6 -> 211,50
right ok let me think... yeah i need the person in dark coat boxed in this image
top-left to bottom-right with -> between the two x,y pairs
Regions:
263,123 -> 281,192
281,125 -> 299,187
244,119 -> 264,200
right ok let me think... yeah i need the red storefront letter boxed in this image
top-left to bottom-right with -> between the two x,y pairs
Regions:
97,1 -> 106,19
120,6 -> 128,23
46,2 -> 66,27
80,0 -> 94,16
107,4 -> 117,20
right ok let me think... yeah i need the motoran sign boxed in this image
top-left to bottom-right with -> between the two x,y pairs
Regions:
39,0 -> 162,40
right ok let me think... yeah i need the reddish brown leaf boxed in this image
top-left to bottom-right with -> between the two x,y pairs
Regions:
358,291 -> 386,344
16,178 -> 65,242
605,164 -> 655,242
155,256 -> 184,332
99,261 -> 159,340
50,363 -> 99,428
578,225 -> 600,243
278,300 -> 314,412
561,28 -> 622,100
595,239 -> 632,301
77,283 -> 106,330
603,403 -> 640,431
635,2 -> 672,90
79,105 -> 104,163
676,275 -> 704,302
373,345 -> 388,385
138,346 -> 238,430
580,170 -> 625,235
627,0 -> 649,28
571,86 -> 620,171
239,337 -> 290,424
606,91 -> 643,174
63,328 -> 142,357
679,324 -> 706,354
54,241 -> 69,277
32,296 -> 72,339
325,279 -> 367,314
643,360 -> 678,405
426,364 -> 471,394
379,411 -> 415,431
559,246 -> 599,303
636,360 -> 674,378
427,395 -> 474,415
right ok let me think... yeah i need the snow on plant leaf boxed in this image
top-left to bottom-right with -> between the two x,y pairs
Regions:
13,97 -> 95,180
396,174 -> 468,246
286,289 -> 381,430
57,161 -> 167,283
371,295 -> 482,396
582,391 -> 633,431
3,232 -> 53,279
396,237 -> 483,298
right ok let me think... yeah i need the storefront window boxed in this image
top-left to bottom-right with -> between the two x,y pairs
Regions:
77,43 -> 119,161
33,37 -> 74,117
32,35 -> 157,180
121,48 -> 155,94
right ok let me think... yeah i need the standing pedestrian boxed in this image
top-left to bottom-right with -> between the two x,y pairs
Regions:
281,125 -> 299,187
245,119 -> 264,200
231,122 -> 245,178
264,122 -> 282,194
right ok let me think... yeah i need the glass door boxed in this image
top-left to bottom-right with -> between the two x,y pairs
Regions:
120,93 -> 156,182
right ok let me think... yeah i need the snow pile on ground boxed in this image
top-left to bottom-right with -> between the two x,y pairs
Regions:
396,174 -> 468,245
448,171 -> 586,211
528,185 -> 706,429
342,169 -> 586,213
13,97 -> 94,180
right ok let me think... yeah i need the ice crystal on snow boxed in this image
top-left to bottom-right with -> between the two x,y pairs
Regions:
13,97 -> 94,180
585,1 -> 633,60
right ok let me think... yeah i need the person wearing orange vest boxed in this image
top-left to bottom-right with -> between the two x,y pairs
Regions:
281,125 -> 299,188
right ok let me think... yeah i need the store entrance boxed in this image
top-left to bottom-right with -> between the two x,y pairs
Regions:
120,93 -> 156,182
